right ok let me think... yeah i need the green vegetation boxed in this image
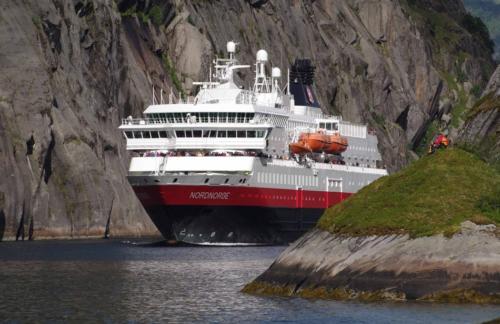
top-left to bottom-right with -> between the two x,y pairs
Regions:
441,72 -> 469,128
119,4 -> 164,26
243,281 -> 500,304
467,92 -> 500,118
317,149 -> 500,237
162,54 -> 185,99
461,13 -> 495,53
32,16 -> 42,29
463,0 -> 500,58
149,5 -> 163,26
471,84 -> 483,98
415,120 -> 439,156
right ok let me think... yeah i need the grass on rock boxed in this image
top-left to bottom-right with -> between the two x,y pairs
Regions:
318,149 -> 500,237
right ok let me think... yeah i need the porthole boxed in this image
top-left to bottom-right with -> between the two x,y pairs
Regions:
224,178 -> 229,184
154,179 -> 160,183
173,178 -> 178,183
204,178 -> 209,184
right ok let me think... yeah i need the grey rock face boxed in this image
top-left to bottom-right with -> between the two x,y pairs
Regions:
247,227 -> 500,302
0,0 -> 495,240
458,65 -> 500,165
0,0 -> 158,240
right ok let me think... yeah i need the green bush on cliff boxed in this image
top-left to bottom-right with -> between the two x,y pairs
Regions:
318,149 -> 500,237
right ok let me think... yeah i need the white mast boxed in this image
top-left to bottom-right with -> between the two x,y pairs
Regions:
253,49 -> 270,93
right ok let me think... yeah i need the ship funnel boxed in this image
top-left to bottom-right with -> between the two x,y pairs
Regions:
289,59 -> 320,108
256,49 -> 268,62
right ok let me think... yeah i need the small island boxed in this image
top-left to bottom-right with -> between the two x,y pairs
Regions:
243,149 -> 500,303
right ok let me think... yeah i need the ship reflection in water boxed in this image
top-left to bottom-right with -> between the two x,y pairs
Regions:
0,240 -> 498,323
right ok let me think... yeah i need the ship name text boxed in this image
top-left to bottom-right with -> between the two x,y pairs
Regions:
189,191 -> 230,200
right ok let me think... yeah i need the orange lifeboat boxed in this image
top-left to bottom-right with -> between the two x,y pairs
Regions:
299,132 -> 328,151
289,142 -> 312,154
323,134 -> 348,154
290,131 -> 348,155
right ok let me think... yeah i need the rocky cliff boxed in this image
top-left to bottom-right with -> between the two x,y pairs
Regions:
243,224 -> 500,303
0,0 -> 159,240
0,0 -> 495,240
458,64 -> 500,168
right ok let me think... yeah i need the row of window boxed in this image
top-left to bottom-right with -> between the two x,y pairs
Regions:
124,130 -> 267,139
145,112 -> 255,123
175,130 -> 266,138
125,131 -> 169,139
318,122 -> 339,131
257,172 -> 319,187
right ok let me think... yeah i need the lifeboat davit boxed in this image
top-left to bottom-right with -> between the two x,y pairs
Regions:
289,131 -> 348,155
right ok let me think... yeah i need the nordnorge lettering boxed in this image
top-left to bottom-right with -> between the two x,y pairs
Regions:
189,192 -> 230,200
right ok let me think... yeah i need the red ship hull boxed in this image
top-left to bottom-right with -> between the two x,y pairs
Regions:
133,185 -> 352,244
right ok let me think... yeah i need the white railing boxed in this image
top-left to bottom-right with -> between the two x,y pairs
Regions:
121,118 -> 272,126
236,90 -> 257,104
125,138 -> 266,151
129,156 -> 256,173
267,159 -> 387,175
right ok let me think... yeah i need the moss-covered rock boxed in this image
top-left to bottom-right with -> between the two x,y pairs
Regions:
318,149 -> 500,237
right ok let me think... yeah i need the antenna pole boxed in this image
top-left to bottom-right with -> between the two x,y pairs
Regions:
152,85 -> 155,105
287,69 -> 290,94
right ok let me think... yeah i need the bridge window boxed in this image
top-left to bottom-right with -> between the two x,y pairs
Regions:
209,131 -> 217,138
159,131 -> 168,138
193,130 -> 202,137
247,131 -> 256,138
176,131 -> 185,138
133,131 -> 142,138
228,113 -> 236,123
142,131 -> 151,138
151,131 -> 159,138
237,130 -> 246,138
217,130 -> 227,138
185,131 -> 193,138
228,130 -> 236,138
124,131 -> 133,138
256,130 -> 265,138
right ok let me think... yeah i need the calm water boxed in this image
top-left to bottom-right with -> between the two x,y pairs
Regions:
0,240 -> 499,323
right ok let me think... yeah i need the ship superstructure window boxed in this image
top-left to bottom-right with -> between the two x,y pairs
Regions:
319,122 -> 338,131
147,112 -> 255,124
173,129 -> 267,138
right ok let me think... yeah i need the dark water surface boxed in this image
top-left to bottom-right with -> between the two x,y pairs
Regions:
0,240 -> 499,323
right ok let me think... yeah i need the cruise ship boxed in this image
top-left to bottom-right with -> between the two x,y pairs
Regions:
119,42 -> 387,245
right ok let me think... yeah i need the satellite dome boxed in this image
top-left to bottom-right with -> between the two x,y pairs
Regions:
272,67 -> 281,78
256,49 -> 268,62
226,41 -> 236,53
